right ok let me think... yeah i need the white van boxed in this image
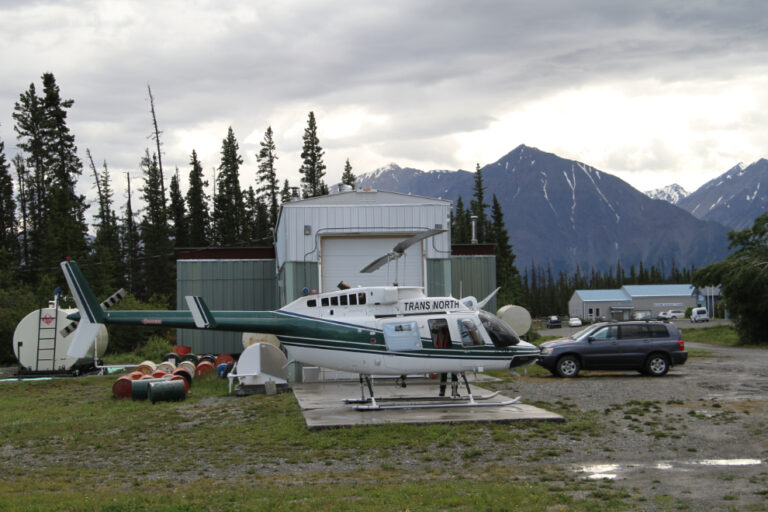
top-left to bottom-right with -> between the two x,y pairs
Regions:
690,307 -> 709,323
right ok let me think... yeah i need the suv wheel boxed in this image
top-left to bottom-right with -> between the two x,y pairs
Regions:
555,355 -> 580,378
644,354 -> 669,377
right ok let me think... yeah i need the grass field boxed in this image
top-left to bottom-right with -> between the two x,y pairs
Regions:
0,373 -> 636,511
0,325 -> 756,511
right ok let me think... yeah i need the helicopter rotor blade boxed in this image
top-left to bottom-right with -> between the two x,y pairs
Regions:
360,252 -> 396,273
392,228 -> 446,254
360,228 -> 447,274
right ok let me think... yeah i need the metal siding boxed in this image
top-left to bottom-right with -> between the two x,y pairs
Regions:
176,260 -> 278,354
451,255 -> 497,312
426,259 -> 451,297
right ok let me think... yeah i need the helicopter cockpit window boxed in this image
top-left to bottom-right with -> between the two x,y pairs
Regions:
459,319 -> 484,347
478,310 -> 520,347
382,321 -> 421,351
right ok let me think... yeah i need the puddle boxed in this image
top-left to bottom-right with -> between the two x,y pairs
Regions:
694,459 -> 762,466
577,458 -> 763,480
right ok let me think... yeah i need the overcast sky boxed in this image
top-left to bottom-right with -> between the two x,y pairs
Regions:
2,0 -> 767,214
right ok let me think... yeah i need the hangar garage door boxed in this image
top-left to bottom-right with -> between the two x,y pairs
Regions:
320,235 -> 424,291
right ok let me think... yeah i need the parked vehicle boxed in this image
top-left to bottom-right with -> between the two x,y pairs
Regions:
568,317 -> 582,327
546,316 -> 562,328
658,309 -> 685,320
690,307 -> 709,323
537,321 -> 687,378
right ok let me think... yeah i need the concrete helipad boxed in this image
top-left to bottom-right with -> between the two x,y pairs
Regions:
291,380 -> 564,430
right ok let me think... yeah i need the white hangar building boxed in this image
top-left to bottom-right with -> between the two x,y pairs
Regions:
275,189 -> 453,304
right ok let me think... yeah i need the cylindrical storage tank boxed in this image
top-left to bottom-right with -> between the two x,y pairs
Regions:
162,352 -> 181,364
180,354 -> 199,365
195,360 -> 215,377
148,379 -> 186,403
137,361 -> 156,375
199,354 -> 216,365
112,376 -> 134,399
156,360 -> 176,373
172,367 -> 193,389
215,354 -> 234,366
131,376 -> 170,400
12,308 -> 109,372
168,374 -> 190,393
242,332 -> 280,349
178,360 -> 196,376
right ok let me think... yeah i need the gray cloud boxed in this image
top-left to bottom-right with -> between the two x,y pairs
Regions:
2,0 -> 768,213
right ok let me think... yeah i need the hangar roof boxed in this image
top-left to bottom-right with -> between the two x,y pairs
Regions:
285,189 -> 450,207
573,289 -> 631,302
621,284 -> 695,297
574,284 -> 694,303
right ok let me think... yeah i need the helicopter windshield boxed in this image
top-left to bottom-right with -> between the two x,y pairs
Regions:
478,310 -> 520,347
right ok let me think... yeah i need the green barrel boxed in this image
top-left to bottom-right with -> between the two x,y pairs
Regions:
148,379 -> 187,403
131,377 -> 169,400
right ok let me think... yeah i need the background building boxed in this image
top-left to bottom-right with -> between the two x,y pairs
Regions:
569,284 -> 697,321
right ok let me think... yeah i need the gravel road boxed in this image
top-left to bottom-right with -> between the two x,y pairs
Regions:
498,335 -> 768,510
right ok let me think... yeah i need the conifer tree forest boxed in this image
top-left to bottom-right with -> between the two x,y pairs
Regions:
0,73 -> 733,362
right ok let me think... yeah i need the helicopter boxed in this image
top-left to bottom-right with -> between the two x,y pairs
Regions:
60,232 -> 540,410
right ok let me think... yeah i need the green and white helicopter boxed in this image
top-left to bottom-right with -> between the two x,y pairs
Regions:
60,232 -> 539,410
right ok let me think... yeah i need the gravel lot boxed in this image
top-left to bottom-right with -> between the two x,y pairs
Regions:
498,332 -> 768,510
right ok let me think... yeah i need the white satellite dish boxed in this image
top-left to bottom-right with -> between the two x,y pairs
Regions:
497,305 -> 532,336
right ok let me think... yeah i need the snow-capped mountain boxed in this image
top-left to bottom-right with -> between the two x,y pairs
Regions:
357,145 -> 730,274
678,160 -> 768,231
644,184 -> 689,204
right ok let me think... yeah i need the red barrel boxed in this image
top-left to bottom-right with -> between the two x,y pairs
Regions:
172,367 -> 193,389
195,360 -> 215,377
168,374 -> 190,393
215,353 -> 234,366
112,376 -> 134,399
151,369 -> 169,379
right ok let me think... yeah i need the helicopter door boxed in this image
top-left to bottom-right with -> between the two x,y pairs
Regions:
382,321 -> 422,352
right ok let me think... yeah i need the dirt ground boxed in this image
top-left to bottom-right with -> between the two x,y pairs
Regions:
499,340 -> 768,509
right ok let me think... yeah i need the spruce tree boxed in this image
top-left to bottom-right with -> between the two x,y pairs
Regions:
0,136 -> 18,277
470,163 -> 489,243
299,111 -> 327,198
12,155 -> 30,268
489,194 -> 522,305
256,126 -> 279,226
452,196 -> 471,244
185,150 -> 210,247
121,173 -> 141,294
280,179 -> 292,204
212,127 -> 246,246
139,149 -> 173,301
169,169 -> 188,247
88,152 -> 123,294
12,81 -> 46,270
341,158 -> 356,189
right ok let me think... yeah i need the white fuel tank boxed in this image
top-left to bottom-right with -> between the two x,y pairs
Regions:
12,308 -> 109,372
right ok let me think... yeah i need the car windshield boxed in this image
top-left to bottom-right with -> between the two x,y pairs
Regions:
478,310 -> 520,347
570,324 -> 599,340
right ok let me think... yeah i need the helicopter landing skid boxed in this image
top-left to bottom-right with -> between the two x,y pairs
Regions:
346,373 -> 521,411
352,395 -> 521,411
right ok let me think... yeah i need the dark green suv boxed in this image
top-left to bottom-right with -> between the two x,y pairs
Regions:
537,321 -> 688,378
